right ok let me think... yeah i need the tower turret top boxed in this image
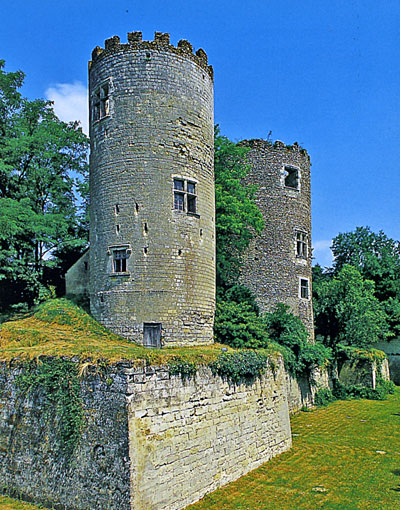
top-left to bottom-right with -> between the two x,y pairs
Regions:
89,31 -> 213,80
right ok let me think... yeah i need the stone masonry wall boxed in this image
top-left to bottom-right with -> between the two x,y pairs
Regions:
89,32 -> 215,346
127,362 -> 291,510
240,140 -> 314,337
0,362 -> 131,510
0,358 -> 292,510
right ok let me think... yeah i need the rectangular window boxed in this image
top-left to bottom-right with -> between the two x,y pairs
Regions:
93,83 -> 109,122
173,178 -> 197,214
174,192 -> 185,211
296,231 -> 308,258
300,278 -> 309,299
284,166 -> 299,189
143,323 -> 162,348
113,248 -> 128,273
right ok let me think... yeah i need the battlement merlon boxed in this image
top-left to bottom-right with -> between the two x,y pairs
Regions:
238,139 -> 310,160
88,31 -> 213,79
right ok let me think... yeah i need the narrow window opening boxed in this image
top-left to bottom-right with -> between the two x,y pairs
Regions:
84,261 -> 88,271
135,202 -> 139,213
113,248 -> 128,273
100,294 -> 104,303
145,52 -> 151,60
143,323 -> 162,348
296,231 -> 308,258
300,279 -> 309,299
178,249 -> 182,256
116,224 -> 120,234
93,82 -> 109,122
115,204 -> 120,215
144,247 -> 148,255
200,229 -> 203,236
143,222 -> 148,233
284,166 -> 299,189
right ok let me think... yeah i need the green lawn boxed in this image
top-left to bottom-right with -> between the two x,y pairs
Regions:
188,388 -> 400,510
2,389 -> 400,510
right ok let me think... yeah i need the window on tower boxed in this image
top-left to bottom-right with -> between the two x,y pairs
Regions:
284,166 -> 299,190
296,231 -> 308,258
112,248 -> 129,273
299,278 -> 310,299
173,178 -> 197,215
93,82 -> 110,122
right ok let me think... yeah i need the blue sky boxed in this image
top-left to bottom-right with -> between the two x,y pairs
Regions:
2,0 -> 400,267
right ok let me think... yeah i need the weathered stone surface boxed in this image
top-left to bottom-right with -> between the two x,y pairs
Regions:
239,140 -> 314,337
0,363 -> 131,510
88,33 -> 215,346
373,338 -> 400,384
65,251 -> 89,298
286,366 -> 330,413
0,358 -> 292,510
338,358 -> 390,389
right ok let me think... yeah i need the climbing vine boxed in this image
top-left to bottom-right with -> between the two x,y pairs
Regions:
16,357 -> 84,456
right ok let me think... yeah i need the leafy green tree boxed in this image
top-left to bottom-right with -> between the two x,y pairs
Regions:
214,126 -> 263,289
314,264 -> 389,349
332,226 -> 400,301
0,60 -> 89,314
331,227 -> 400,336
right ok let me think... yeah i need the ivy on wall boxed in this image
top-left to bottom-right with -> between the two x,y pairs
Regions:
16,357 -> 84,456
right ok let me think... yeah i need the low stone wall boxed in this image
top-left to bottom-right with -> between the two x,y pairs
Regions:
373,339 -> 400,384
0,358 -> 292,510
338,358 -> 390,388
286,366 -> 330,414
0,362 -> 131,510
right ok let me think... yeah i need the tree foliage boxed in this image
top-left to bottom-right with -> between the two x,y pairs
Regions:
214,126 -> 263,289
0,60 -> 89,315
313,264 -> 389,349
314,227 -> 400,340
332,226 -> 400,302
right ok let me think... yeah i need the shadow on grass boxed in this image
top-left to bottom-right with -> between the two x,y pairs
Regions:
390,469 -> 400,492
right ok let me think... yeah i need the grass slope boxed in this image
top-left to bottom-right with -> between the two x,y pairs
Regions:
0,298 -> 227,364
2,390 -> 400,510
0,497 -> 43,510
188,388 -> 400,510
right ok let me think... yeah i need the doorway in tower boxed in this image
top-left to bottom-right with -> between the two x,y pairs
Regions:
143,323 -> 162,348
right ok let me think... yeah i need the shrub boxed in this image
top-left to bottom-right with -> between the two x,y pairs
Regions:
209,350 -> 269,384
214,300 -> 269,349
168,357 -> 197,380
264,304 -> 332,376
314,388 -> 335,406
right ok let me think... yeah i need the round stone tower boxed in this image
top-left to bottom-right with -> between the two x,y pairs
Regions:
88,31 -> 215,347
240,140 -> 314,337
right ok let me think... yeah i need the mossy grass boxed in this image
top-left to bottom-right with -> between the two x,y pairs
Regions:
0,496 -> 46,509
0,298 -> 237,365
188,387 -> 400,510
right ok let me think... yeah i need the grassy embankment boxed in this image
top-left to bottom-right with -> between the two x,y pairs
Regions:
0,298 -> 229,365
2,388 -> 400,510
2,299 -> 399,509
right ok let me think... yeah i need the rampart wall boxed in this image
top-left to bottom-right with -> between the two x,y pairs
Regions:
1,358 -> 293,510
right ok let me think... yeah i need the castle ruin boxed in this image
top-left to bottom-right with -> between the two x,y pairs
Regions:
66,31 -> 314,344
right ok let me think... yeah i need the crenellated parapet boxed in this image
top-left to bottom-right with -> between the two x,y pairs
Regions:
88,31 -> 213,79
239,139 -> 310,160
